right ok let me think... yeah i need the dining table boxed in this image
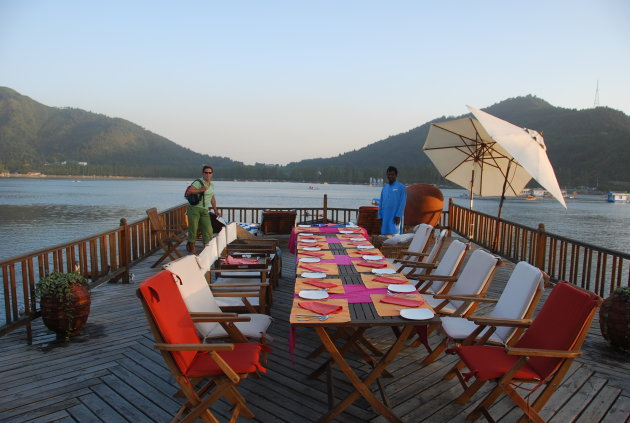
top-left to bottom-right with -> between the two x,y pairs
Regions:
289,225 -> 437,423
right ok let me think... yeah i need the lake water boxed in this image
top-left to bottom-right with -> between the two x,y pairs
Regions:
1,178 -> 629,262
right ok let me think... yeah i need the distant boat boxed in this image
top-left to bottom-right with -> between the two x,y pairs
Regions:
607,192 -> 630,203
524,195 -> 537,201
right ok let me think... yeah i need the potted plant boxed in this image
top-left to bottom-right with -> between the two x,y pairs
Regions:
599,286 -> 630,352
35,271 -> 91,341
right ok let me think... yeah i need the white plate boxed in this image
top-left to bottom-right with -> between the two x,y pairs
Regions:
301,272 -> 327,278
362,255 -> 384,261
350,237 -> 366,241
338,230 -> 354,234
302,246 -> 321,251
298,224 -> 311,228
372,268 -> 395,275
298,232 -> 314,236
357,245 -> 374,250
299,257 -> 321,263
300,239 -> 317,243
298,290 -> 329,300
388,284 -> 416,293
400,309 -> 434,320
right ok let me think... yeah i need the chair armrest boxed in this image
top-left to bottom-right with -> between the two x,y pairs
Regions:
212,291 -> 264,298
397,251 -> 428,258
399,261 -> 437,269
407,274 -> 457,282
154,343 -> 234,351
211,283 -> 269,288
506,346 -> 582,358
189,312 -> 252,323
441,295 -> 497,303
467,316 -> 532,328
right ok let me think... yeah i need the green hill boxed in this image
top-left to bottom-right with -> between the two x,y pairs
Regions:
1,87 -> 629,189
0,87 -> 242,177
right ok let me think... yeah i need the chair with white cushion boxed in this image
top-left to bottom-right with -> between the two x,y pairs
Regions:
387,223 -> 433,268
407,238 -> 469,295
396,229 -> 447,277
163,251 -> 272,345
421,261 -> 546,364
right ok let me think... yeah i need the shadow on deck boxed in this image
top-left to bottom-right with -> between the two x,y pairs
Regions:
0,236 -> 629,422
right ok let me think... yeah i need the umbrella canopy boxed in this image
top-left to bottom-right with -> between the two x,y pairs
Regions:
466,105 -> 567,208
423,116 -> 533,208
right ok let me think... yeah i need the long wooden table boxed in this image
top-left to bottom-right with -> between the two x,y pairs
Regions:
289,226 -> 436,423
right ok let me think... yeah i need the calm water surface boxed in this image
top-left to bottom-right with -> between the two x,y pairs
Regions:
0,178 -> 628,262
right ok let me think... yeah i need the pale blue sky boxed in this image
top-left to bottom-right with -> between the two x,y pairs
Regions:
1,1 -> 629,165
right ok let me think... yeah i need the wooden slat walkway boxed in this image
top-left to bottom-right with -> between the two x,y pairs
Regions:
0,236 -> 629,423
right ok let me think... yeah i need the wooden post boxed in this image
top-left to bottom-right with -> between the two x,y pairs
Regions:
447,198 -> 453,237
323,194 -> 328,224
535,223 -> 547,271
118,218 -> 131,284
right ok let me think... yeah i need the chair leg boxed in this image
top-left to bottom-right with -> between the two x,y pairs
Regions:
466,382 -> 505,420
422,336 -> 448,365
456,379 -> 486,404
444,359 -> 466,380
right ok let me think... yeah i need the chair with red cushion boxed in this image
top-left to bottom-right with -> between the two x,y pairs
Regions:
137,270 -> 265,423
446,281 -> 602,423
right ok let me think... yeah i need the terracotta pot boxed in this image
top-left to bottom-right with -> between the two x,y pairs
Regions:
599,291 -> 630,351
41,283 -> 91,340
404,184 -> 444,227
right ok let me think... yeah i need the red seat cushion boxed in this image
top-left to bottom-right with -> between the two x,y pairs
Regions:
186,342 -> 265,378
457,345 -> 542,381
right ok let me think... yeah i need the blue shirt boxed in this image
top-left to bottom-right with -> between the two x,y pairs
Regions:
378,181 -> 407,235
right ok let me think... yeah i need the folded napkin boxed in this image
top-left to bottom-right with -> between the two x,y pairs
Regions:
299,243 -> 324,248
380,296 -> 424,307
356,261 -> 387,268
303,280 -> 338,289
372,276 -> 408,284
299,263 -> 328,273
300,251 -> 324,257
299,237 -> 318,241
224,256 -> 259,265
299,301 -> 343,315
348,242 -> 371,246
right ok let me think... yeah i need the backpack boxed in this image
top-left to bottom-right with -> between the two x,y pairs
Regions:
184,179 -> 205,206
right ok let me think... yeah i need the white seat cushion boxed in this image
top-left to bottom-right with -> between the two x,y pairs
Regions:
203,313 -> 272,341
440,316 -> 504,344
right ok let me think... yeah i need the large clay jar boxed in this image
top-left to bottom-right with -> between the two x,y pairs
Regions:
41,283 -> 91,340
404,184 -> 444,227
599,287 -> 630,352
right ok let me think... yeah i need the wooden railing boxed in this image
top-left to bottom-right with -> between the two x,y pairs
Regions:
0,203 -> 187,342
448,200 -> 630,297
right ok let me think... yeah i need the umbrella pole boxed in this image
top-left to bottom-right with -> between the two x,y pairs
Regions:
493,160 -> 512,251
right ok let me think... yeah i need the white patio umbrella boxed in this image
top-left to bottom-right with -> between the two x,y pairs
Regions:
466,105 -> 567,211
422,116 -> 533,210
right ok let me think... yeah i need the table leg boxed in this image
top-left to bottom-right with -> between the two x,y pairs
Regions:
315,325 -> 414,423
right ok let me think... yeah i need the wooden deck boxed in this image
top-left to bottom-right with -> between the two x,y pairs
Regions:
1,236 -> 629,423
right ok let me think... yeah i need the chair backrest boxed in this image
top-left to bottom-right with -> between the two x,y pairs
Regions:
146,207 -> 164,234
137,270 -> 201,374
515,282 -> 601,379
488,261 -> 544,342
197,238 -> 219,271
409,229 -> 447,277
446,249 -> 499,312
407,224 -> 433,254
226,222 -> 238,244
163,254 -> 222,338
426,239 -> 469,293
216,228 -> 227,256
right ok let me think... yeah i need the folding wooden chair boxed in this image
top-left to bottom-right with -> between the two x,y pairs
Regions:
137,270 -> 265,423
146,207 -> 187,268
406,239 -> 469,295
421,261 -> 546,364
446,281 -> 602,423
163,253 -> 273,347
387,223 -> 433,268
395,229 -> 448,277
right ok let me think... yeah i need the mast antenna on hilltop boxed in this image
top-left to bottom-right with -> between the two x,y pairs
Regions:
593,80 -> 600,107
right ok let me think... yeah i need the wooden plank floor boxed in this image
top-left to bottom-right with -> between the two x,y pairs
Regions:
0,236 -> 629,423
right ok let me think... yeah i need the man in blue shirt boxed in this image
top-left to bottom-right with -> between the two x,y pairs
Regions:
378,166 -> 407,235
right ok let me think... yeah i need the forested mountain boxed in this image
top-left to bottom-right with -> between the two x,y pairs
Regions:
0,87 -> 242,178
1,87 -> 629,188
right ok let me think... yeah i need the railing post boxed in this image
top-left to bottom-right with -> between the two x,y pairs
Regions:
535,223 -> 547,271
119,218 -> 131,284
323,194 -> 328,224
447,198 -> 453,236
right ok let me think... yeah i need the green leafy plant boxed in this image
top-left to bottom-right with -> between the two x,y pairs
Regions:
35,271 -> 90,338
612,286 -> 630,302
